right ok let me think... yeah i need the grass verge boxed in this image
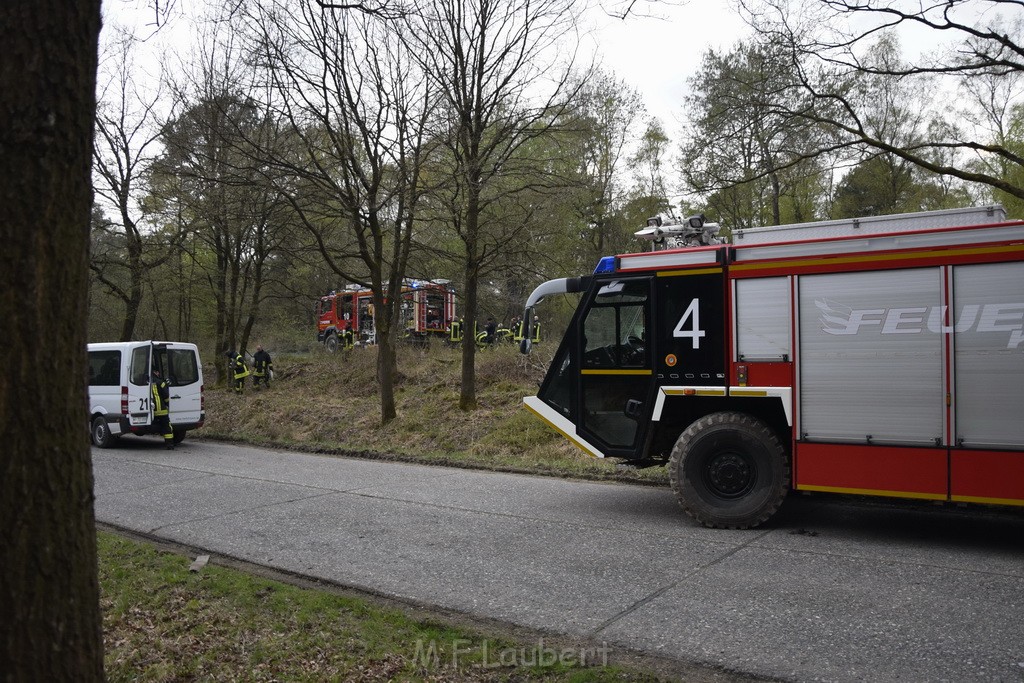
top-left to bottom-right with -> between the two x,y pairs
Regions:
99,529 -> 666,682
201,344 -> 669,486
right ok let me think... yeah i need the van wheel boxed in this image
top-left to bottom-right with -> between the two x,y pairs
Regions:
173,430 -> 187,445
669,412 -> 789,529
91,417 -> 117,448
325,333 -> 339,353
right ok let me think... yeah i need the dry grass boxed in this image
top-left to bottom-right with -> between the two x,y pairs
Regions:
99,531 -> 662,682
202,343 -> 668,485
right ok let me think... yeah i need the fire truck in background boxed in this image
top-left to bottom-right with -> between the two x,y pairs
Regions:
317,279 -> 456,350
519,205 -> 1024,528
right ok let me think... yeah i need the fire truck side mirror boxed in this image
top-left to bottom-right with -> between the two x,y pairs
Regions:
519,338 -> 532,355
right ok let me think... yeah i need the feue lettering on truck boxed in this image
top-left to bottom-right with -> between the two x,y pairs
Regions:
87,340 -> 205,447
518,205 -> 1024,528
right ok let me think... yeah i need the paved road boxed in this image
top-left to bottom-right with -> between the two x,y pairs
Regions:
92,439 -> 1024,682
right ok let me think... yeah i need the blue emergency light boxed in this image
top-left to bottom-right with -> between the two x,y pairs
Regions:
593,256 -> 616,274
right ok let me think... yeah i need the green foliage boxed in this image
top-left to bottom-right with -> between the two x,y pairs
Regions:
681,40 -> 831,229
830,154 -> 964,218
987,105 -> 1024,219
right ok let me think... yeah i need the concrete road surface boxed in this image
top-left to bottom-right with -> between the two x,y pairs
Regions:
92,439 -> 1024,682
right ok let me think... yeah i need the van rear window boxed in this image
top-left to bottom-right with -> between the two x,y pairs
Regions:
167,349 -> 200,386
130,346 -> 150,385
88,351 -> 121,386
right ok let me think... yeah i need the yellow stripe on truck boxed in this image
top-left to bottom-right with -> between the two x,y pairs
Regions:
580,369 -> 653,376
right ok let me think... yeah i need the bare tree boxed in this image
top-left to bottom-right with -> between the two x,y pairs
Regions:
156,15 -> 290,371
0,1 -> 104,678
244,0 -> 436,423
92,26 -> 176,341
743,0 -> 1024,201
406,0 -> 585,410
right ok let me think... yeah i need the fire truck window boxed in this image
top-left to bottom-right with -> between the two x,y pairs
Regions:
401,294 -> 414,328
320,298 -> 333,317
88,351 -> 121,386
129,346 -> 150,386
426,292 -> 443,328
341,295 -> 352,320
539,346 -> 575,417
583,284 -> 648,369
583,306 -> 618,367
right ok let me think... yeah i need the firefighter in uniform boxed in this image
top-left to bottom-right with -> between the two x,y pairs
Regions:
511,316 -> 524,343
252,345 -> 273,390
225,350 -> 249,394
475,317 -> 497,348
531,315 -> 541,343
449,317 -> 463,344
151,365 -> 174,449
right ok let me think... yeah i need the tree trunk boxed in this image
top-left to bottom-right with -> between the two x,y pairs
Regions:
374,291 -> 398,424
459,253 -> 479,411
120,240 -> 143,342
459,182 -> 482,411
0,1 -> 104,680
378,342 -> 398,424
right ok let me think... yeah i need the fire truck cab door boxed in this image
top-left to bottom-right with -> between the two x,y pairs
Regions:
576,277 -> 655,458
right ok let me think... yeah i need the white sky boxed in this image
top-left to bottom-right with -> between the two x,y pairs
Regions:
105,1 -> 751,135
582,3 -> 753,136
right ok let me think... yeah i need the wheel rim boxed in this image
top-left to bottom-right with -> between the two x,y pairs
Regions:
702,450 -> 755,499
94,422 -> 107,443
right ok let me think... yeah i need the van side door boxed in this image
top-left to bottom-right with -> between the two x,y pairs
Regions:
127,344 -> 153,427
154,343 -> 203,426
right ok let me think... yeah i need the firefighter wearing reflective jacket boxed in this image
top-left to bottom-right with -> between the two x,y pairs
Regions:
252,345 -> 273,390
449,318 -> 463,344
511,316 -> 524,343
225,350 -> 249,394
151,366 -> 174,449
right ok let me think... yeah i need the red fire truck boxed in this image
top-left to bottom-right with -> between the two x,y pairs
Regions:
519,205 -> 1024,528
317,279 -> 456,350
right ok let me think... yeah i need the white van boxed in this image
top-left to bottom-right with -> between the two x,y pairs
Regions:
87,341 -> 205,447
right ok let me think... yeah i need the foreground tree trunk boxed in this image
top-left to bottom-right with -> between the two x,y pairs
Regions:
0,1 -> 104,680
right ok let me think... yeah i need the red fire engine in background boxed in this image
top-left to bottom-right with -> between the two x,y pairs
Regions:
317,279 -> 456,350
520,205 -> 1024,528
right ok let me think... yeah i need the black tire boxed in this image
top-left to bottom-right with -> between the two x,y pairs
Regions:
324,333 -> 339,353
669,412 -> 789,529
172,430 -> 187,445
91,416 -> 117,448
